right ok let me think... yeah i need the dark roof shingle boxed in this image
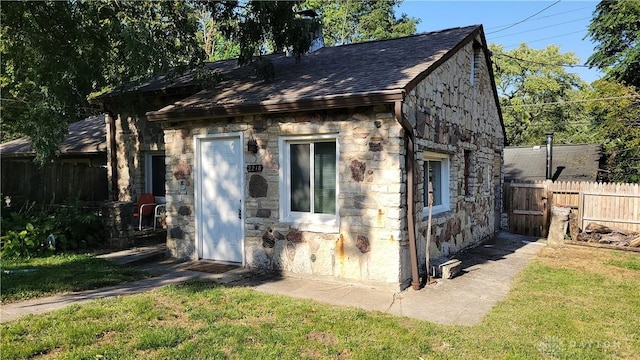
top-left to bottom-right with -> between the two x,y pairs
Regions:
0,115 -> 106,157
146,25 -> 482,120
504,144 -> 604,182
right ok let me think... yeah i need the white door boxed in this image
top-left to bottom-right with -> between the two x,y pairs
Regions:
197,135 -> 244,263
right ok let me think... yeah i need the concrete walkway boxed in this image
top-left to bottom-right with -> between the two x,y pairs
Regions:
1,232 -> 545,325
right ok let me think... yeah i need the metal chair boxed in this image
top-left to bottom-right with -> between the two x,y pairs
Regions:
153,203 -> 167,230
133,193 -> 156,230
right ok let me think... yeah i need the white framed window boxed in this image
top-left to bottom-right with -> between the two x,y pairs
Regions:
145,152 -> 166,201
423,151 -> 450,215
279,134 -> 339,229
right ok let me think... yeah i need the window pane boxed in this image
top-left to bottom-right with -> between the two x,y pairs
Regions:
151,155 -> 166,197
426,160 -> 442,206
314,142 -> 336,214
291,144 -> 310,212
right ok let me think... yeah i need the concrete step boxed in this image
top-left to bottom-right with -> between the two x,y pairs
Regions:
97,245 -> 167,267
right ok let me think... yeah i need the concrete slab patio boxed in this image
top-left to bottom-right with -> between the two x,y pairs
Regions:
1,231 -> 545,325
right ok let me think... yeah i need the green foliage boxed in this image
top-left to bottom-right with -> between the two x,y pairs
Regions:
0,223 -> 54,259
490,42 -> 640,183
490,43 -> 587,145
587,0 -> 640,88
196,9 -> 241,61
1,201 -> 105,258
0,0 -> 204,164
302,0 -> 419,46
585,80 -> 640,183
197,1 -> 319,65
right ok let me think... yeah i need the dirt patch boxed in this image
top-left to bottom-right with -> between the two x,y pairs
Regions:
337,348 -> 353,359
537,245 -> 639,279
306,331 -> 338,346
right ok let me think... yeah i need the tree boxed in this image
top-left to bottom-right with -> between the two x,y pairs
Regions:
198,1 -> 320,65
584,80 -> 640,183
586,1 -> 640,88
490,43 -> 586,145
301,0 -> 419,46
1,1 -> 204,163
1,1 -> 322,163
196,9 -> 240,61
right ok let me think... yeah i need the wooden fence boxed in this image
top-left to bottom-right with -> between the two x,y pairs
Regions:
1,161 -> 108,205
507,180 -> 640,236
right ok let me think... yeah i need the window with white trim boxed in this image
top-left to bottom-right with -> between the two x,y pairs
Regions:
145,152 -> 166,200
423,152 -> 450,215
280,135 -> 338,226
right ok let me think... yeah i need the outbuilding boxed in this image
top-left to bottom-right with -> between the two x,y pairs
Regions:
97,25 -> 505,290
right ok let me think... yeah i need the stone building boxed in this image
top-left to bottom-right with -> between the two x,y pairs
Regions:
94,25 -> 505,290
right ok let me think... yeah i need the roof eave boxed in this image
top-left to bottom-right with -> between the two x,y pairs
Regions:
146,91 -> 405,122
404,25 -> 483,94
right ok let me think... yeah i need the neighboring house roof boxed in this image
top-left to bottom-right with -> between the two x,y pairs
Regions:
0,115 -> 107,157
144,25 -> 489,121
504,144 -> 604,182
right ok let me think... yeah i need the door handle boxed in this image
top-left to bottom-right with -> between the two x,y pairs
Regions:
238,200 -> 242,219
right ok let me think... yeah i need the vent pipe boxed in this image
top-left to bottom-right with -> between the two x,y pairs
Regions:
545,132 -> 554,180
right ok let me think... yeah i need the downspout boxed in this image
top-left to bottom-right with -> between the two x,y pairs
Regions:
395,101 -> 421,290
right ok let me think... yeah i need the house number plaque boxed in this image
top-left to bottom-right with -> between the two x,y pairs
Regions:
247,164 -> 263,172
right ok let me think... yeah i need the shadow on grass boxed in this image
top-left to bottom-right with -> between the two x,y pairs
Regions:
1,254 -> 149,303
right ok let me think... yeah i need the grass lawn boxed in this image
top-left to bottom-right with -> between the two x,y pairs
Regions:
1,253 -> 149,303
2,245 -> 639,359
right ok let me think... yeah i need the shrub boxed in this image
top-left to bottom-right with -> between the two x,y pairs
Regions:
1,200 -> 105,258
1,222 -> 55,258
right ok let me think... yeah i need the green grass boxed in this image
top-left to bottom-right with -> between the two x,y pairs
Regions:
607,253 -> 640,271
0,253 -> 149,303
1,246 -> 639,359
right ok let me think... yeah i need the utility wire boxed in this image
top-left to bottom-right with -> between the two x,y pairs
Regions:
490,17 -> 591,40
503,29 -> 586,49
502,95 -> 640,108
485,5 -> 592,31
487,0 -> 562,35
492,53 -> 591,68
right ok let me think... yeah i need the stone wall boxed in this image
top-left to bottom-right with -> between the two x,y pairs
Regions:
101,201 -> 135,248
163,106 -> 409,288
109,113 -> 165,202
105,95 -> 171,203
403,34 -> 504,272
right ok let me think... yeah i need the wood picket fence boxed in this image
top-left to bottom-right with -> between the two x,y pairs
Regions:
1,161 -> 108,205
507,180 -> 640,237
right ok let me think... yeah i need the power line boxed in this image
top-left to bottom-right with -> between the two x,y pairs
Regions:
487,0 -> 562,35
492,53 -> 591,69
503,30 -> 587,49
490,17 -> 591,40
485,5 -> 592,31
502,95 -> 640,108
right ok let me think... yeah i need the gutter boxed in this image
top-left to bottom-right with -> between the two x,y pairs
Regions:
394,100 -> 421,291
146,92 -> 404,122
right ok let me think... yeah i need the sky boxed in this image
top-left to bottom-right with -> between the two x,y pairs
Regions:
396,0 -> 603,83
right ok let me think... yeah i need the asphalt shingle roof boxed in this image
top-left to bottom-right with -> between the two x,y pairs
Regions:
504,144 -> 604,182
0,115 -> 106,157
146,25 -> 481,120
